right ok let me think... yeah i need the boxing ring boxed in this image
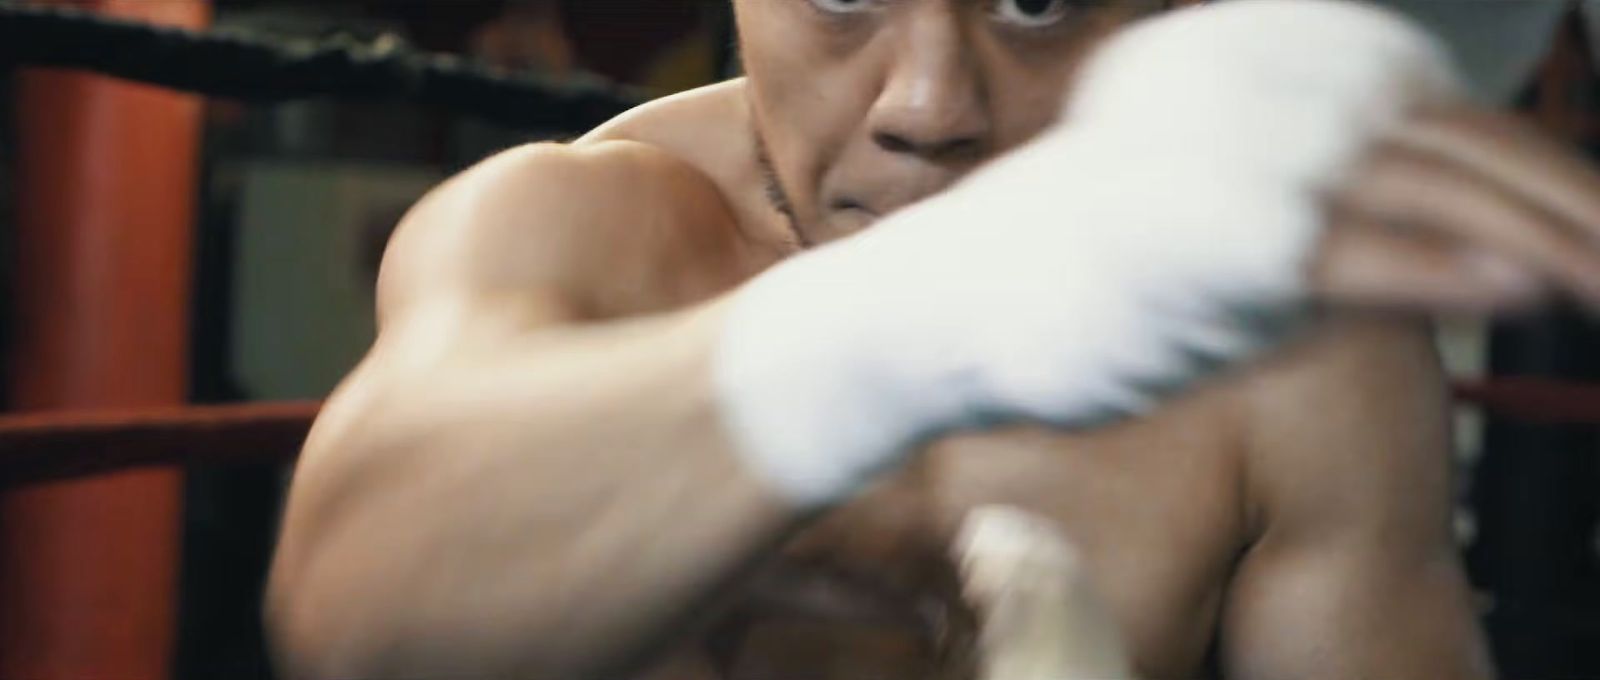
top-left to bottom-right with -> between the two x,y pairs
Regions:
2,2 -> 1600,679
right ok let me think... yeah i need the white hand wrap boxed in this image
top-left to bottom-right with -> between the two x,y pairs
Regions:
714,0 -> 1462,506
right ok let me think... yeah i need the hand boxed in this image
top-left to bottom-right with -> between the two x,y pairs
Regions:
709,0 -> 1570,509
713,0 -> 1458,507
1315,108 -> 1600,313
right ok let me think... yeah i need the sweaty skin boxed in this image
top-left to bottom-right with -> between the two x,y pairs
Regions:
262,2 -> 1600,678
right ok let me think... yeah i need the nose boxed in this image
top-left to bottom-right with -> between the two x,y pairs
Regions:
867,9 -> 993,163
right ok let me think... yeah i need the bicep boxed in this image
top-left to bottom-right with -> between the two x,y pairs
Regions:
1220,318 -> 1493,680
1222,521 -> 1491,679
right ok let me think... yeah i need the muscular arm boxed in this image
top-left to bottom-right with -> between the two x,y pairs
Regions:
266,142 -> 799,680
1221,319 -> 1494,680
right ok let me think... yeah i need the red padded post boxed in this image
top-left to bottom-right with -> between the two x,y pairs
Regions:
2,1 -> 209,678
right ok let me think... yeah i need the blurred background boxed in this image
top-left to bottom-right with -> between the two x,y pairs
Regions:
0,1 -> 1597,678
1,2 -> 736,678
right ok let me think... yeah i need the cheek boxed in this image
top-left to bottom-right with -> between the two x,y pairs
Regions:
742,7 -> 855,134
977,52 -> 1070,151
745,62 -> 829,218
995,78 -> 1071,153
978,18 -> 1127,152
742,15 -> 880,213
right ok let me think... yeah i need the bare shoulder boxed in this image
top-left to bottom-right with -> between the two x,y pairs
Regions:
582,80 -> 788,243
378,137 -> 759,326
580,79 -> 749,160
1226,316 -> 1453,536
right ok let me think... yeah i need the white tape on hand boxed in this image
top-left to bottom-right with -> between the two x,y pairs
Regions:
954,506 -> 1132,680
714,0 -> 1462,506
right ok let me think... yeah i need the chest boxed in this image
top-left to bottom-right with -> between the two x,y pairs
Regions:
712,409 -> 1253,680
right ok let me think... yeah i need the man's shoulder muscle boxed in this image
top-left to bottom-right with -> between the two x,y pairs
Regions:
1233,317 -> 1453,539
379,139 -> 756,326
580,80 -> 783,247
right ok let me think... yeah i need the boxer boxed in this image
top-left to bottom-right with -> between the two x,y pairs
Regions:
268,1 -> 1600,678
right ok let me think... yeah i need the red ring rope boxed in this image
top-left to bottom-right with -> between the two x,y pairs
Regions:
1452,377 -> 1600,425
0,401 -> 318,487
0,377 -> 1595,489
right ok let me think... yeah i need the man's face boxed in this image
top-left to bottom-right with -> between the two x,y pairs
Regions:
735,0 -> 1154,244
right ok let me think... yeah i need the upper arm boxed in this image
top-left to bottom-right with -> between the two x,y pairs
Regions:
288,140 -> 748,487
270,142 -> 760,677
278,139 -> 750,588
1220,318 -> 1494,680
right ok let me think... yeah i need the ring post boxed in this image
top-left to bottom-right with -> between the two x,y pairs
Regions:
2,1 -> 208,679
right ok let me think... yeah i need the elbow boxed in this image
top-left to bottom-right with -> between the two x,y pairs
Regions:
263,594 -> 345,680
266,456 -> 429,679
265,550 -> 403,680
265,569 -> 589,680
265,436 -> 406,676
265,522 -> 582,680
264,387 -> 589,677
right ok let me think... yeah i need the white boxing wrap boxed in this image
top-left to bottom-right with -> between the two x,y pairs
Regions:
954,506 -> 1132,680
714,0 -> 1462,506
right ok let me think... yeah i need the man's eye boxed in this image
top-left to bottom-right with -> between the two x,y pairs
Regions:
991,0 -> 1073,28
807,0 -> 880,15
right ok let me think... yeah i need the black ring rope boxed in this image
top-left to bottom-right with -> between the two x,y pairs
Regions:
0,2 -> 646,132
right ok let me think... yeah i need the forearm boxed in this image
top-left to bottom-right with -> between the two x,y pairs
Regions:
268,300 -> 802,679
